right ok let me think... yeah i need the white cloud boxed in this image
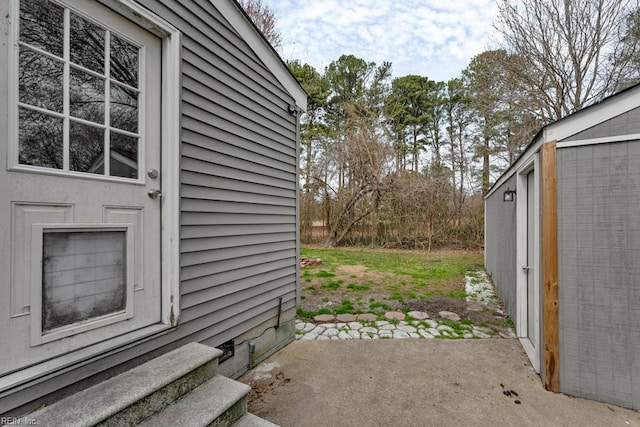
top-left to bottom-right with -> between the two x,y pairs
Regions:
265,0 -> 499,81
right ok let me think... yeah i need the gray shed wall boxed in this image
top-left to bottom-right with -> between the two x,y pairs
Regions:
557,141 -> 640,410
563,107 -> 640,142
2,0 -> 300,415
484,175 -> 518,321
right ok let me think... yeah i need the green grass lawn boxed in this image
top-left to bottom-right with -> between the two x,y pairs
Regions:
298,247 -> 485,319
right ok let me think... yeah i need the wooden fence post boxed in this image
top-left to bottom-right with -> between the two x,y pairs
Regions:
540,141 -> 559,392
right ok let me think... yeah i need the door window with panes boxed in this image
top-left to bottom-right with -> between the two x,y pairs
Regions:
17,0 -> 142,179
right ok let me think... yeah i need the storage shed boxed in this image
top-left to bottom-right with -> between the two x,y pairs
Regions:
485,83 -> 640,410
0,0 -> 306,415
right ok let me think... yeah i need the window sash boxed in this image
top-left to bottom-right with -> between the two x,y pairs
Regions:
14,0 -> 143,182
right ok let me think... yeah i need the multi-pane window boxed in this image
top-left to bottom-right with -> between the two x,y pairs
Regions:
18,0 -> 141,179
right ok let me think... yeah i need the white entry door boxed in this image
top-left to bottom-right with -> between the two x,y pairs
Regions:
0,0 -> 162,374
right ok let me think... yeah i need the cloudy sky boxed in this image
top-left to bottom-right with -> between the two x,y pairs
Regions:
265,0 -> 502,82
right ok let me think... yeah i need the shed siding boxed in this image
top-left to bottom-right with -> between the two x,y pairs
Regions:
563,107 -> 640,141
557,141 -> 640,410
484,175 -> 518,321
1,0 -> 299,414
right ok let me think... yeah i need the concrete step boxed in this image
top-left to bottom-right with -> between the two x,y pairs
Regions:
138,374 -> 252,427
233,413 -> 279,427
21,342 -> 221,426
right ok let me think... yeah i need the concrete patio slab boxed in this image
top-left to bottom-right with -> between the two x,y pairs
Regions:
239,339 -> 640,426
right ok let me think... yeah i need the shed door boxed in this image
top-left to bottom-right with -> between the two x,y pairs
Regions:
526,171 -> 536,341
519,167 -> 540,372
1,0 -> 162,373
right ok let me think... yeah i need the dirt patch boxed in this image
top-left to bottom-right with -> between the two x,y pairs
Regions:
401,296 -> 503,324
404,296 -> 466,316
245,371 -> 291,416
336,264 -> 368,276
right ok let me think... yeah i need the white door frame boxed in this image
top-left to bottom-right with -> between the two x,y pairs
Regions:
103,0 -> 182,327
516,154 -> 540,373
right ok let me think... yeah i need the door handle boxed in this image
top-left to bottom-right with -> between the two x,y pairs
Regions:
522,266 -> 532,271
148,189 -> 162,199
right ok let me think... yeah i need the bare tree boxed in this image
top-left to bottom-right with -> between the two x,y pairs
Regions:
496,0 -> 638,122
615,6 -> 640,88
323,108 -> 392,247
238,0 -> 282,49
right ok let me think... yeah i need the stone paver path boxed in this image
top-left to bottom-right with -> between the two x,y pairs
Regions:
295,315 -> 515,340
295,271 -> 516,341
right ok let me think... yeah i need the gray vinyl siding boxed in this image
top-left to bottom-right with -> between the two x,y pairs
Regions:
563,107 -> 640,141
484,175 -> 518,321
153,0 -> 298,341
557,141 -> 640,410
1,0 -> 300,415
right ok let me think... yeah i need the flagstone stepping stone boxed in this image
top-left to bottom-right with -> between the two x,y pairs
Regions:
422,319 -> 439,328
407,311 -> 430,320
418,329 -> 433,338
336,314 -> 357,323
357,313 -> 377,322
338,330 -> 353,340
427,328 -> 440,336
384,311 -> 406,321
310,326 -> 325,335
348,330 -> 361,339
314,314 -> 335,323
438,311 -> 461,321
397,325 -> 417,333
393,330 -> 410,339
437,324 -> 455,332
324,328 -> 339,337
302,323 -> 315,333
